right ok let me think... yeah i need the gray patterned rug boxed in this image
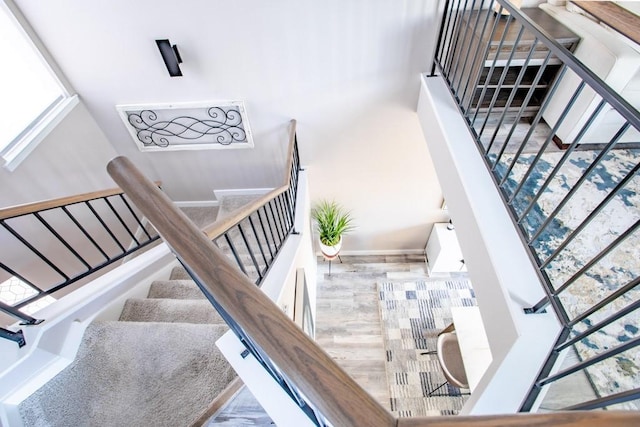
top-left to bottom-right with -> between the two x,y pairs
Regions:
377,279 -> 476,417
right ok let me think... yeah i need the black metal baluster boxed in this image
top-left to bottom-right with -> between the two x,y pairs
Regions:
444,0 -> 468,78
33,212 -> 91,270
517,100 -> 607,223
450,0 -> 480,96
537,336 -> 640,387
556,298 -> 640,353
485,37 -> 539,157
1,221 -> 69,281
224,232 -> 248,276
436,0 -> 457,73
275,195 -> 289,235
568,276 -> 640,329
563,388 -> 640,411
539,161 -> 640,270
0,300 -> 43,325
528,122 -> 631,244
550,218 -> 640,296
104,197 -> 140,246
507,80 -> 586,205
85,201 -> 126,252
471,13 -> 513,127
248,215 -> 269,269
62,206 -> 110,261
459,2 -> 493,106
268,202 -> 284,245
283,193 -> 294,230
119,194 -> 152,240
492,51 -> 553,171
0,262 -> 45,295
278,194 -> 292,232
257,207 -> 275,261
431,0 -> 453,76
520,328 -> 571,411
499,65 -> 569,187
478,24 -> 526,139
464,2 -> 504,114
238,223 -> 263,283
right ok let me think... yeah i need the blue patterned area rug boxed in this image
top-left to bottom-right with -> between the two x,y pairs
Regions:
495,149 -> 640,405
377,279 -> 476,417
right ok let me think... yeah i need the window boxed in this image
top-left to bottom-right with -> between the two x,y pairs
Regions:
0,2 -> 78,171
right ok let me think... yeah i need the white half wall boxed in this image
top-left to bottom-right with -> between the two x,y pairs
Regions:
417,75 -> 561,414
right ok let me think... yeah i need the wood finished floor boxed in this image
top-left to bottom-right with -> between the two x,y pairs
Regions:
205,253 -> 592,423
314,254 -> 431,411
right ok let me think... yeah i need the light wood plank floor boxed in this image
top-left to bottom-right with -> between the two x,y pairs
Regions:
314,254 -> 599,415
314,254 -> 431,411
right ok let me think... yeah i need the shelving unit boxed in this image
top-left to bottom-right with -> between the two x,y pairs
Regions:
451,8 -> 579,118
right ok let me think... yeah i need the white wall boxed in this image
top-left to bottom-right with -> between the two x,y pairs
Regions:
14,0 -> 444,252
0,102 -> 117,207
0,101 -> 127,312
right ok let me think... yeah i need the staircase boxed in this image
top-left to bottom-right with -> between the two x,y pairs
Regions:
18,264 -> 235,426
16,199 -> 272,426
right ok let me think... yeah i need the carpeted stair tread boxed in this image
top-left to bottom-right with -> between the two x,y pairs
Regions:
19,321 -> 236,427
170,266 -> 192,280
179,206 -> 220,229
119,298 -> 226,324
147,280 -> 206,300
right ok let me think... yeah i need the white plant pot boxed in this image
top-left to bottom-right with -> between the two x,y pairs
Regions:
319,236 -> 342,260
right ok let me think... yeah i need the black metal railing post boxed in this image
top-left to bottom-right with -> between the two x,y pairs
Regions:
0,327 -> 26,347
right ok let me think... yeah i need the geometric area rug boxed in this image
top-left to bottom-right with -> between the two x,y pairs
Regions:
377,279 -> 476,417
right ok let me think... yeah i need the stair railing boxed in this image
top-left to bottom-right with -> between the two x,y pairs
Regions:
432,0 -> 640,411
201,119 -> 301,286
108,121 -> 640,426
0,184 -> 161,346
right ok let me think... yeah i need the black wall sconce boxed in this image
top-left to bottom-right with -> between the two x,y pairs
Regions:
155,39 -> 183,77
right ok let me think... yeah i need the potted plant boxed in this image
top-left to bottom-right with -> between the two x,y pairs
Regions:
311,200 -> 355,259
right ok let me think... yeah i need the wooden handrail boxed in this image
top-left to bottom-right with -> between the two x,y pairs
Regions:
397,411 -> 640,426
573,1 -> 640,47
0,181 -> 162,221
202,119 -> 296,239
107,155 -> 396,427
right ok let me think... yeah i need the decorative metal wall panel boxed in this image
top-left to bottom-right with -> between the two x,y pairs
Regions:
116,101 -> 253,151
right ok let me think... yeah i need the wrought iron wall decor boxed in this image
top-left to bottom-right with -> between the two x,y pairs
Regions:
116,101 -> 254,151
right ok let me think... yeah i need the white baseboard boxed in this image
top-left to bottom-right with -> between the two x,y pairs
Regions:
213,188 -> 273,200
174,200 -> 219,208
317,249 -> 426,256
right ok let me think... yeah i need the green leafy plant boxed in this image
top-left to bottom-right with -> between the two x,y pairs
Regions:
311,200 -> 355,246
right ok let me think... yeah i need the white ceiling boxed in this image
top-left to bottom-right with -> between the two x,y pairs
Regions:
14,0 -> 446,250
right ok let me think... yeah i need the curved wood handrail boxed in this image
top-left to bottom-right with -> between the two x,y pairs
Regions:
107,155 -> 396,427
202,119 -> 297,239
573,1 -> 640,47
0,181 -> 162,221
397,411 -> 640,426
